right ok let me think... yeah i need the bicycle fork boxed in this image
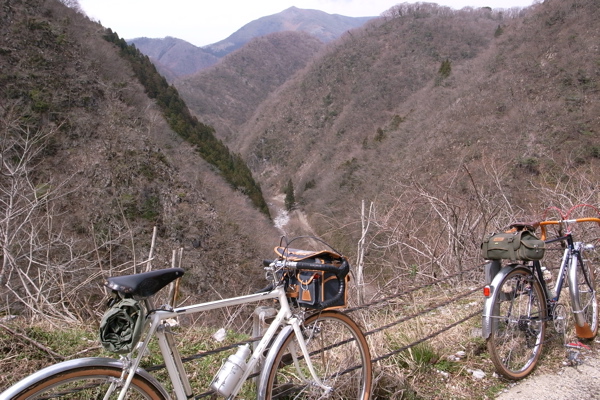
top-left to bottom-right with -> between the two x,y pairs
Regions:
290,317 -> 333,394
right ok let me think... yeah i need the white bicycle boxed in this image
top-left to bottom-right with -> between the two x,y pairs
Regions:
1,241 -> 372,399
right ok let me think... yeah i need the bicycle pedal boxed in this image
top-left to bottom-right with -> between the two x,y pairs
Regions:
564,352 -> 581,366
565,341 -> 591,350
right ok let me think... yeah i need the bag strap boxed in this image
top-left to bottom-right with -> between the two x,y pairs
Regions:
297,272 -> 318,285
505,235 -> 517,262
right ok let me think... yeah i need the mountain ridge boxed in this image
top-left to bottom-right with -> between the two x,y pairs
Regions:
204,6 -> 374,57
129,6 -> 373,81
175,30 -> 324,145
127,36 -> 219,81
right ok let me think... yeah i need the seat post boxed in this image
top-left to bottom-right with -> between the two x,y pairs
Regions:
144,296 -> 155,313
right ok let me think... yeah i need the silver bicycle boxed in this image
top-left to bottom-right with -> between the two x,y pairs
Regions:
482,217 -> 599,380
1,244 -> 372,399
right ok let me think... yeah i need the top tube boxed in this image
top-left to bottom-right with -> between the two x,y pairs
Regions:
538,217 -> 600,240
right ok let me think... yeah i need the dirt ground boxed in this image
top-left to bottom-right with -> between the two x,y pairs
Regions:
495,348 -> 600,399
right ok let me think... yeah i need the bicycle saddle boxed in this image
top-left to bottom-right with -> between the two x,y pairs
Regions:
104,268 -> 185,298
508,222 -> 538,232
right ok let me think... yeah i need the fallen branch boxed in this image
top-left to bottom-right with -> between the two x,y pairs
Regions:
0,322 -> 66,361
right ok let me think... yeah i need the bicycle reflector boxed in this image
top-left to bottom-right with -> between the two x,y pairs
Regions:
483,285 -> 491,297
99,298 -> 146,354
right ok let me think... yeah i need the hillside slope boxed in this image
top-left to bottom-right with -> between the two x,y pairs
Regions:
238,5 -> 505,212
128,36 -> 219,81
0,0 -> 279,320
176,31 -> 324,144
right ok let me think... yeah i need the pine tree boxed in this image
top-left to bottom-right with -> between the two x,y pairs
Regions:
284,179 -> 295,211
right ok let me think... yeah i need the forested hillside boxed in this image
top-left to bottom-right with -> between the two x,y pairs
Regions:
0,0 -> 278,322
176,31 -> 324,144
104,30 -> 269,215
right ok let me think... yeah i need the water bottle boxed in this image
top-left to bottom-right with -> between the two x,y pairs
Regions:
210,344 -> 251,397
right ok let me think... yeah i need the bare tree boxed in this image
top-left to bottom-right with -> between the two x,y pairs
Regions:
359,160 -> 523,299
57,0 -> 82,13
0,110 -> 94,323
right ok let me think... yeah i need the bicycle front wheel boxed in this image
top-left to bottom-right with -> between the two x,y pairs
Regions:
487,267 -> 546,380
2,358 -> 167,400
260,310 -> 372,399
570,252 -> 598,339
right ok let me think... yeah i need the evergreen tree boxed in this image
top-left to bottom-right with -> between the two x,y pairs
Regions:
438,59 -> 452,79
284,179 -> 295,211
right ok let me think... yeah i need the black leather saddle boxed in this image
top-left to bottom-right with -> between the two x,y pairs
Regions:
104,268 -> 184,298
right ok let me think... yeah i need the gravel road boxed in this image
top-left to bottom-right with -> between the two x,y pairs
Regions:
495,349 -> 600,399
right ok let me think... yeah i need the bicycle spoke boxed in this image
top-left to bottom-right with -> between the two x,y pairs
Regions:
261,311 -> 372,399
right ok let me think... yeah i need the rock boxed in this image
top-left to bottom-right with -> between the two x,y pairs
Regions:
467,368 -> 486,380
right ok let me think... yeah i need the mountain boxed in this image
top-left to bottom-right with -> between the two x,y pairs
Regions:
175,31 -> 324,144
128,36 -> 219,81
204,6 -> 374,57
234,4 -> 507,226
129,7 -> 373,81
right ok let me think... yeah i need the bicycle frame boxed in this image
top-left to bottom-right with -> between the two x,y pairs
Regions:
111,284 -> 331,400
541,235 -> 572,303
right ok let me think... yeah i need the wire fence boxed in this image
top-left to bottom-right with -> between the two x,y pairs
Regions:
145,262 -> 486,398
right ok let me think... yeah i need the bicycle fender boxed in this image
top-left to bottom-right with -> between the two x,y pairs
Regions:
568,252 -> 595,338
0,357 -> 169,400
256,324 -> 295,400
481,265 -> 527,339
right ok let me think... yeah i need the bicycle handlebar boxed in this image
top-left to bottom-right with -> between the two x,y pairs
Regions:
537,217 -> 600,240
262,259 -> 350,309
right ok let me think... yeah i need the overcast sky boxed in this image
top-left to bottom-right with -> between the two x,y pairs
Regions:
78,0 -> 538,47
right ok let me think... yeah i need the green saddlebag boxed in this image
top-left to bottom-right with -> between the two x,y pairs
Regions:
99,298 -> 146,354
481,229 -> 545,261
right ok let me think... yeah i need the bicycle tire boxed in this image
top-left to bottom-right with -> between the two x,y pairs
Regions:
570,252 -> 598,339
260,310 -> 372,399
487,267 -> 546,380
2,358 -> 167,400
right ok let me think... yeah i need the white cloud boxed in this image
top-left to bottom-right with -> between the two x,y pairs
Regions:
78,0 -> 537,47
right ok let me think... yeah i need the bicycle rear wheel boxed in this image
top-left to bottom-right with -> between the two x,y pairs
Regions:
3,358 -> 167,400
487,267 -> 546,380
260,310 -> 372,399
570,252 -> 598,339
